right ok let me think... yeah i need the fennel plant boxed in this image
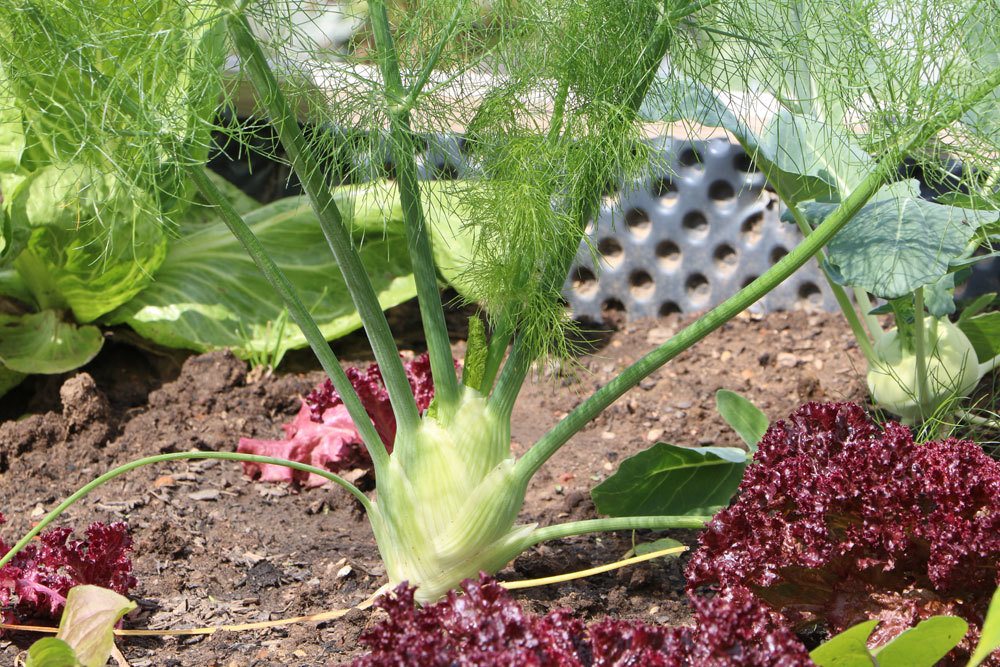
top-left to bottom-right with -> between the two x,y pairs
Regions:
1,0 -> 999,605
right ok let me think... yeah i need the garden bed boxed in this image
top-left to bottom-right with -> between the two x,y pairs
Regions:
0,307 -> 866,665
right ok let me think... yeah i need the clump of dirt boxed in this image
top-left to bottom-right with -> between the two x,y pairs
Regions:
1,309 -> 868,666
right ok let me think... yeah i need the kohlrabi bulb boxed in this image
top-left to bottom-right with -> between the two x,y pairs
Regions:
867,317 -> 981,424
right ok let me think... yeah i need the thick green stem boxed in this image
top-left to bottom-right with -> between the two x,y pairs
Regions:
913,287 -> 929,415
785,200 -> 876,364
526,515 -> 710,548
0,452 -> 371,570
515,162 -> 894,481
190,168 -> 388,468
516,63 -> 1000,483
367,0 -> 461,419
490,336 -> 532,420
226,11 -> 420,436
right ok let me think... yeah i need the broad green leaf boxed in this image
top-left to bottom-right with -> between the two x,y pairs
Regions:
810,620 -> 879,667
874,616 -> 967,667
0,310 -> 103,374
25,637 -> 78,667
56,585 -> 135,667
8,164 -> 168,321
803,184 -> 999,299
957,312 -> 1000,362
106,192 -> 416,361
591,442 -> 747,517
715,389 -> 768,452
0,363 -> 27,399
969,586 -> 1000,667
641,77 -> 871,203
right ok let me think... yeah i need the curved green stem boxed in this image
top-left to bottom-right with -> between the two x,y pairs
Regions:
516,64 -> 1000,483
191,168 -> 388,468
0,452 -> 372,570
514,161 -> 895,482
226,11 -> 420,436
525,515 -> 710,548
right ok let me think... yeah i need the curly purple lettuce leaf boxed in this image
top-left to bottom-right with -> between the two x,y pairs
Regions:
353,574 -> 811,666
238,353 -> 435,488
1,513 -> 137,627
686,401 -> 1000,664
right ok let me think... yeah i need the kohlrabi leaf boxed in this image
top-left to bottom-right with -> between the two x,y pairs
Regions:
25,637 -> 78,667
591,442 -> 747,517
0,310 -> 103,374
106,193 -> 416,362
957,311 -> 1000,362
809,620 -> 879,666
641,77 -> 872,203
872,616 -> 967,667
715,389 -> 768,452
924,273 -> 957,318
55,585 -> 136,667
8,164 -> 168,321
803,182 -> 999,298
969,586 -> 1000,667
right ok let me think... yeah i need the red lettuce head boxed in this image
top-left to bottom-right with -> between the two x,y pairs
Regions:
1,514 -> 137,627
686,402 -> 1000,664
239,353 -> 436,487
353,574 -> 811,666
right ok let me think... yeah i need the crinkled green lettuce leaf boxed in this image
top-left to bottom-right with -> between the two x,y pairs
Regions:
106,185 -> 417,362
7,163 -> 168,321
0,310 -> 103,374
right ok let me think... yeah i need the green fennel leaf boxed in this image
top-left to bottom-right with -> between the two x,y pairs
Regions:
591,442 -> 747,517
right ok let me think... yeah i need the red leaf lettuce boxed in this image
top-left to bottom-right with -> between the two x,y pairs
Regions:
238,354 -> 434,487
1,513 -> 137,627
353,574 -> 812,666
686,401 -> 1000,664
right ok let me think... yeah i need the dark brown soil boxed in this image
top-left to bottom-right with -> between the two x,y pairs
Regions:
0,308 -> 869,666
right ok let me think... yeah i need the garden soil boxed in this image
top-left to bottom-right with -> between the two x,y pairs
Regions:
1,308 -> 870,666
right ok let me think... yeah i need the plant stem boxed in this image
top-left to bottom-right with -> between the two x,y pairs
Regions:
482,318 -> 513,394
367,0 -> 461,420
0,452 -> 371,570
490,337 -> 532,420
854,288 -> 883,343
525,515 -> 710,548
515,163 -> 894,482
784,200 -> 876,364
226,10 -> 420,437
517,59 -> 1000,484
913,286 -> 929,417
190,168 -> 388,468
